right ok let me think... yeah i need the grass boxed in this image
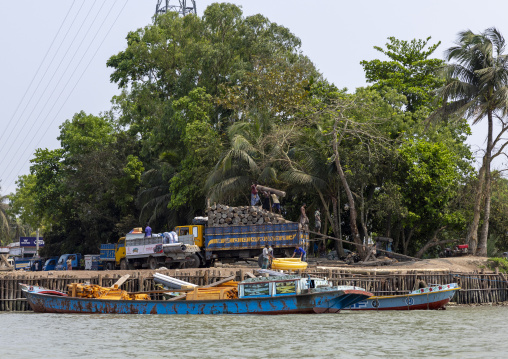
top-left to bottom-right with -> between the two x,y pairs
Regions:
487,257 -> 508,273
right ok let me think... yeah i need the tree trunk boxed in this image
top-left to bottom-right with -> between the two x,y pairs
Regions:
331,196 -> 344,257
465,156 -> 486,254
332,124 -> 364,257
402,227 -> 413,255
415,226 -> 447,258
477,111 -> 494,256
359,189 -> 369,247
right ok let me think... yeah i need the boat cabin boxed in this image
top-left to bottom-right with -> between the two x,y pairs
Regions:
238,275 -> 333,298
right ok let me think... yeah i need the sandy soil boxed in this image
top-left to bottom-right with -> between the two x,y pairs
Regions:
0,256 -> 492,278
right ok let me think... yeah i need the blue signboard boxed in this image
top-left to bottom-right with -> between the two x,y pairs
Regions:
19,237 -> 44,247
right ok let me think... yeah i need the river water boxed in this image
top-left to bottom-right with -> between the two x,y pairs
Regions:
0,306 -> 506,358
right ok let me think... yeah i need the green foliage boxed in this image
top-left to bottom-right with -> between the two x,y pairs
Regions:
8,175 -> 40,228
397,139 -> 464,225
8,8 -> 492,261
361,36 -> 444,112
169,88 -> 222,213
487,257 -> 508,273
489,176 -> 508,252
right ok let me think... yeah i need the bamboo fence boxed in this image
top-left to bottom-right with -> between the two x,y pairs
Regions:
1,268 -> 507,312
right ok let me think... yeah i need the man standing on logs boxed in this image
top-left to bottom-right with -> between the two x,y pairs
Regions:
251,181 -> 260,206
300,203 -> 308,229
314,208 -> 321,234
271,193 -> 281,214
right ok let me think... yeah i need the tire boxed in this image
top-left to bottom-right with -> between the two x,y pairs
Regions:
120,259 -> 127,270
258,255 -> 264,268
148,257 -> 158,270
106,262 -> 114,271
183,254 -> 201,268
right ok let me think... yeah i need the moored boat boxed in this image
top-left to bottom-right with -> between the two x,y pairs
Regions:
344,283 -> 460,310
20,275 -> 372,315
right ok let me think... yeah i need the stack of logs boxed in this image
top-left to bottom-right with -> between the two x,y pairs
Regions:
207,204 -> 291,227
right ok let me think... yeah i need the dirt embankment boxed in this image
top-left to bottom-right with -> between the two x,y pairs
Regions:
0,256 -> 492,279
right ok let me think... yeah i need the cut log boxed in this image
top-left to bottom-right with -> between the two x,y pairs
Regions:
256,185 -> 286,197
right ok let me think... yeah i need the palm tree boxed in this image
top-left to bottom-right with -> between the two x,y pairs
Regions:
435,28 -> 508,256
206,120 -> 277,204
0,186 -> 10,245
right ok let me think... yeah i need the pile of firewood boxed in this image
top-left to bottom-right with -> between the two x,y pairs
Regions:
207,204 -> 291,227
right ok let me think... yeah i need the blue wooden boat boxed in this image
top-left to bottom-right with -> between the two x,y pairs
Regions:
20,276 -> 372,315
344,283 -> 460,310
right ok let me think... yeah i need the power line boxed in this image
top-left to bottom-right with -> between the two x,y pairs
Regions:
2,0 -> 113,181
0,1 -> 98,170
4,0 -> 130,191
0,1 -> 77,148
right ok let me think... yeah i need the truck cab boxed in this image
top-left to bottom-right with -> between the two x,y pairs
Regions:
43,257 -> 59,271
116,237 -> 126,268
55,254 -> 82,270
175,225 -> 205,247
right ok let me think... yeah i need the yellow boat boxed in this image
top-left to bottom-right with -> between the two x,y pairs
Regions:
271,258 -> 308,270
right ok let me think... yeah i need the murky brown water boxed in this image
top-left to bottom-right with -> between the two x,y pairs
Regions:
0,306 -> 506,358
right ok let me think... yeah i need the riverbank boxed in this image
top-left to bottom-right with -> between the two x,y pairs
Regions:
1,257 -> 507,312
0,256 -> 495,279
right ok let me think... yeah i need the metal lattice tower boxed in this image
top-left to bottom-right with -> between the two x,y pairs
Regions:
155,0 -> 197,17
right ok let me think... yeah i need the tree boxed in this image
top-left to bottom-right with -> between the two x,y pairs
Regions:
107,3 -> 313,223
435,27 -> 508,256
10,111 -> 143,255
361,36 -> 444,113
0,185 -> 10,245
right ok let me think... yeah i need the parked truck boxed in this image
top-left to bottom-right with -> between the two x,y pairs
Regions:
100,228 -> 201,270
175,219 -> 309,267
99,213 -> 308,270
55,254 -> 83,270
42,256 -> 60,271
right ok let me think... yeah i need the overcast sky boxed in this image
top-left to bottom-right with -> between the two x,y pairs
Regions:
1,0 -> 505,195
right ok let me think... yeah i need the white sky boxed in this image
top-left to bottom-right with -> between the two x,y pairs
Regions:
1,0 -> 505,196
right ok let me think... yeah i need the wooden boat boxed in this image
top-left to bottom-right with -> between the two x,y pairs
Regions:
20,276 -> 372,315
344,283 -> 460,310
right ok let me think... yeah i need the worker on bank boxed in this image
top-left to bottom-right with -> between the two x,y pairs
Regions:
251,181 -> 260,206
145,223 -> 152,237
292,247 -> 307,262
271,193 -> 281,214
314,208 -> 321,234
299,203 -> 308,228
66,257 -> 72,271
268,244 -> 274,268
262,190 -> 271,211
262,244 -> 270,269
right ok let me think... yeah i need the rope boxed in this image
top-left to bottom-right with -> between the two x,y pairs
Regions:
452,273 -> 508,284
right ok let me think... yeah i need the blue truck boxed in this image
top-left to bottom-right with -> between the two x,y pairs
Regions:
42,256 -> 60,271
55,254 -> 83,270
175,221 -> 309,267
14,257 -> 32,270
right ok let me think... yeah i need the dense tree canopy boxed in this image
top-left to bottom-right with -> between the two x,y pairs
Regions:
7,5 -> 506,259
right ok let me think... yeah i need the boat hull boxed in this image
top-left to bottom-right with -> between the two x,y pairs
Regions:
344,284 -> 460,311
22,287 -> 372,315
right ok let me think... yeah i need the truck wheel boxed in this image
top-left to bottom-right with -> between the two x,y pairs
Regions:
184,254 -> 201,268
106,262 -> 114,271
149,257 -> 158,270
120,259 -> 127,270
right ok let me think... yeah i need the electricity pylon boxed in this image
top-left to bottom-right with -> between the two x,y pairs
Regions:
155,0 -> 197,17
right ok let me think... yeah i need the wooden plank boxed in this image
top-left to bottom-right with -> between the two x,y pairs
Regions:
111,274 -> 130,288
202,275 -> 236,288
127,289 -> 195,295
